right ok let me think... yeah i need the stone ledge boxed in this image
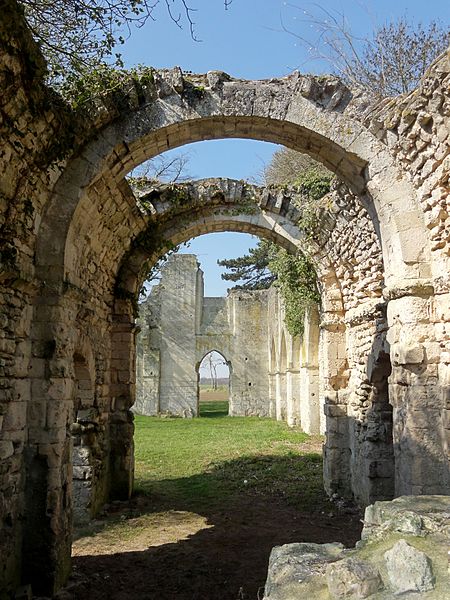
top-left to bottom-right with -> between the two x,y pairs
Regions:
263,495 -> 450,600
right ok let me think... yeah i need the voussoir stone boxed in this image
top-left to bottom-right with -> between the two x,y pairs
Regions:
384,539 -> 435,594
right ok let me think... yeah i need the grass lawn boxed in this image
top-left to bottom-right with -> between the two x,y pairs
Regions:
134,411 -> 326,512
72,413 -> 362,600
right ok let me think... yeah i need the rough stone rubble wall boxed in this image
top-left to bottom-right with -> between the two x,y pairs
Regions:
363,52 -> 450,497
0,2 -> 449,592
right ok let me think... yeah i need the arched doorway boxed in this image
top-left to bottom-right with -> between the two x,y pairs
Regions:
197,350 -> 231,417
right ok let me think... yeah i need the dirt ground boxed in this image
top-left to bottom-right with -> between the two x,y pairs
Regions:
65,494 -> 362,600
199,388 -> 229,402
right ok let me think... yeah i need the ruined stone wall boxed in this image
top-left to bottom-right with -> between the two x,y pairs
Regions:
134,254 -> 271,417
267,289 -> 321,434
227,289 -> 270,416
134,256 -> 324,426
0,4 -> 449,593
362,51 -> 450,496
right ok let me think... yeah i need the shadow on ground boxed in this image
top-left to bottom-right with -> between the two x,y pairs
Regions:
199,399 -> 229,418
67,454 -> 362,600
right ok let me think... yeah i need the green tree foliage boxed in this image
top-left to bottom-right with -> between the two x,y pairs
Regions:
218,240 -> 276,290
19,0 -> 232,82
220,154 -> 331,335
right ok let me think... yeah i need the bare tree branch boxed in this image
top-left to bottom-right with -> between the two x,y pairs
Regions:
19,0 -> 234,81
280,4 -> 449,97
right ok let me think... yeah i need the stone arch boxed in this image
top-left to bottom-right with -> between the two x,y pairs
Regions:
35,70 -> 431,292
269,338 -> 277,373
292,336 -> 301,367
25,68 -> 447,597
279,330 -> 288,372
196,349 -> 231,374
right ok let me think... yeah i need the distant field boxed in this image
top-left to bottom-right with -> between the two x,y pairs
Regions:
199,383 -> 229,402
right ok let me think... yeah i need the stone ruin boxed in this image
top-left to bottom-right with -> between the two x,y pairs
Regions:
134,253 -> 322,429
0,0 -> 449,594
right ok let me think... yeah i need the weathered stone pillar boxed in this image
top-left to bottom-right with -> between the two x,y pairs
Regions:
268,372 -> 277,418
344,302 -> 395,505
387,289 -> 450,496
109,301 -> 136,500
23,296 -> 76,595
287,368 -> 301,427
286,369 -> 295,426
299,365 -> 320,434
320,316 -> 352,499
275,372 -> 282,420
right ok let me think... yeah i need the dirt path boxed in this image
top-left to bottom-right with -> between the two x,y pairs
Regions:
66,494 -> 362,600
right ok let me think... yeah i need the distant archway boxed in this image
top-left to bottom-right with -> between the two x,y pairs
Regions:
196,350 -> 231,417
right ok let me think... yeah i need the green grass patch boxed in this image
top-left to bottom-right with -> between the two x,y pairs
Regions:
199,400 -> 229,417
134,414 -> 327,512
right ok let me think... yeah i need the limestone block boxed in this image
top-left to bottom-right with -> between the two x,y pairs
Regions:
424,341 -> 441,363
3,401 -> 27,430
387,295 -> 430,325
76,408 -> 99,423
384,539 -> 435,594
264,542 -> 345,599
0,440 -> 14,460
73,446 -> 91,467
326,557 -> 383,599
430,294 -> 450,323
392,342 -> 424,365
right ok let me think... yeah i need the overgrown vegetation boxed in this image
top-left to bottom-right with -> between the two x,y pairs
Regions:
20,0 -> 232,83
134,413 -> 326,512
269,250 -> 320,337
219,160 -> 330,335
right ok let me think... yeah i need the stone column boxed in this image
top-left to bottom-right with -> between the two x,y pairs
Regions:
388,289 -> 450,496
286,369 -> 295,426
268,372 -> 277,418
287,368 -> 301,427
109,302 -> 136,500
321,317 -> 352,499
23,296 -> 76,595
275,372 -> 282,421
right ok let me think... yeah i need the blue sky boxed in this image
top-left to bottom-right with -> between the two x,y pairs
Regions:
123,0 -> 449,295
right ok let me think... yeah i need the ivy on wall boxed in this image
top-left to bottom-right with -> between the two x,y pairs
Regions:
268,247 -> 320,337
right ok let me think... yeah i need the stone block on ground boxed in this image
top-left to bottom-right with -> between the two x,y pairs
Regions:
384,539 -> 435,594
326,557 -> 383,599
264,542 -> 345,599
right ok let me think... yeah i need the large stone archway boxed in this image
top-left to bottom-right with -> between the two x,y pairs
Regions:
1,5 -> 449,593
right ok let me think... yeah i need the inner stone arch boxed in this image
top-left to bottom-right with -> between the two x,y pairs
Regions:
36,72 -> 431,292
